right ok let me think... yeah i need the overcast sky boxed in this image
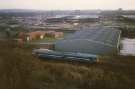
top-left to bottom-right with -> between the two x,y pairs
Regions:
0,0 -> 135,10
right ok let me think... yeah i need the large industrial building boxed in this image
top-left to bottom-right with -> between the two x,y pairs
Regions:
68,15 -> 99,23
55,27 -> 121,55
46,15 -> 99,23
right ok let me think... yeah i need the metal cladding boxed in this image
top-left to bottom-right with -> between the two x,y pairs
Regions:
55,27 -> 121,55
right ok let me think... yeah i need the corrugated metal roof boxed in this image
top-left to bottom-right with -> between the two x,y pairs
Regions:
64,27 -> 121,47
55,27 -> 121,55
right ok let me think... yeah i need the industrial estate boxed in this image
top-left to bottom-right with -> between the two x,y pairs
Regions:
0,9 -> 135,89
0,10 -> 124,62
0,9 -> 135,60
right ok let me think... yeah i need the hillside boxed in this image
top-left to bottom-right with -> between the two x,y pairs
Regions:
0,40 -> 135,89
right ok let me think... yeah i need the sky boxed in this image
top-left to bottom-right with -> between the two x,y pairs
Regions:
0,0 -> 135,10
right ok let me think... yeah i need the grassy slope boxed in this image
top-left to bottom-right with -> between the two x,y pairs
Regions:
33,56 -> 135,89
0,41 -> 135,89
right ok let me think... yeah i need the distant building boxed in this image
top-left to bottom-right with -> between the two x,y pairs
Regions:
55,27 -> 121,55
18,31 -> 63,42
46,15 -> 99,23
46,15 -> 68,23
122,15 -> 135,20
68,15 -> 99,23
26,31 -> 46,41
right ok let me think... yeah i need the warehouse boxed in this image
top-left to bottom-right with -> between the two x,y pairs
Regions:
46,15 -> 99,23
122,15 -> 135,20
55,27 -> 121,55
46,15 -> 71,23
68,15 -> 99,23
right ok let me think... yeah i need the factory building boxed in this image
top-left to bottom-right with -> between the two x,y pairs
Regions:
46,15 -> 70,23
55,27 -> 121,55
67,15 -> 99,23
122,15 -> 135,20
46,15 -> 99,23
